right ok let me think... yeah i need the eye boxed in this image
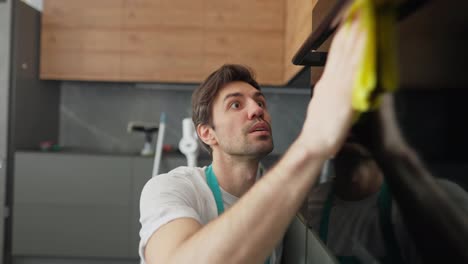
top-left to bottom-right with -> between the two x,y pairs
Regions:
257,101 -> 265,108
230,102 -> 241,109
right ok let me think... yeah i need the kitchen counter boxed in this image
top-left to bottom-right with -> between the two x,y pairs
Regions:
15,149 -> 282,169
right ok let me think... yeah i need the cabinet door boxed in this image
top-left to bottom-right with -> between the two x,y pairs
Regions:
0,0 -> 12,261
13,152 -> 132,258
40,0 -> 123,81
129,157 -> 153,257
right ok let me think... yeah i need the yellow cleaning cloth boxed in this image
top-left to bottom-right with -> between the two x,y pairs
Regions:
344,0 -> 399,115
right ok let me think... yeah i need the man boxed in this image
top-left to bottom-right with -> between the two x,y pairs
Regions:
139,16 -> 367,264
302,95 -> 468,264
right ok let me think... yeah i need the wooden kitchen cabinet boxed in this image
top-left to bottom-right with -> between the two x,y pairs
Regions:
40,0 -> 123,81
202,0 -> 285,85
120,0 -> 205,83
40,0 -> 314,85
284,0 -> 316,83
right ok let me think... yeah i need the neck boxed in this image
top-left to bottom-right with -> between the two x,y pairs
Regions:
211,152 -> 260,197
334,164 -> 383,201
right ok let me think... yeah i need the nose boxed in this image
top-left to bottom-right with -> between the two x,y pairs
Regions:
247,100 -> 264,120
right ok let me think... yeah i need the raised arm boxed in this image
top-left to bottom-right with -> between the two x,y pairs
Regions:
144,16 -> 367,264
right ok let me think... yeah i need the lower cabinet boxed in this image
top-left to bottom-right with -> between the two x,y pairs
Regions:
12,152 -> 156,258
13,152 -> 334,262
130,157 -> 154,257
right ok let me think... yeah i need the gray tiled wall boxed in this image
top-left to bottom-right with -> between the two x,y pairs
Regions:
59,81 -> 311,156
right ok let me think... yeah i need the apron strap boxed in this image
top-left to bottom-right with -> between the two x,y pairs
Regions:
377,182 -> 405,264
205,165 -> 225,215
205,165 -> 271,264
319,185 -> 335,243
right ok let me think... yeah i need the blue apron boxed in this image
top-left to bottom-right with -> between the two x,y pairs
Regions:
319,182 -> 405,264
205,165 -> 272,264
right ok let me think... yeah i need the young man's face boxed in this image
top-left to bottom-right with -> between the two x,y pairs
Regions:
210,81 -> 274,158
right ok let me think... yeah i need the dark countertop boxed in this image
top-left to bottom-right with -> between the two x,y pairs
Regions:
15,148 -> 282,168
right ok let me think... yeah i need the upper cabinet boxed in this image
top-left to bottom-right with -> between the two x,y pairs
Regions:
284,0 -> 317,83
40,0 -> 314,85
40,0 -> 123,81
120,0 -> 205,83
295,0 -> 468,88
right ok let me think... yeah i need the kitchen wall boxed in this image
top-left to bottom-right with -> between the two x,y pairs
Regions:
56,73 -> 468,190
58,70 -> 312,157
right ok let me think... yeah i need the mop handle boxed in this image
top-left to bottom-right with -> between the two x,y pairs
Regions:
152,112 -> 166,177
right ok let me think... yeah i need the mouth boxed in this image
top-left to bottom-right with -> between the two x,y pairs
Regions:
248,122 -> 271,135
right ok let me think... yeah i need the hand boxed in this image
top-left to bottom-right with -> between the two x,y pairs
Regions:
300,14 -> 367,157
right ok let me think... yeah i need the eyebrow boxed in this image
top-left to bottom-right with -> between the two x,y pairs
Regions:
253,91 -> 265,99
223,91 -> 265,103
223,92 -> 243,103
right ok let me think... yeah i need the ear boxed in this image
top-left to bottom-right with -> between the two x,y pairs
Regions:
197,123 -> 217,147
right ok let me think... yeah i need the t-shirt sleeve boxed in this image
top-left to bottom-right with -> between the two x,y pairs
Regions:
138,172 -> 202,262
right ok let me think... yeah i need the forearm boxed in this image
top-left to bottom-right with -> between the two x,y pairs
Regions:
169,136 -> 327,264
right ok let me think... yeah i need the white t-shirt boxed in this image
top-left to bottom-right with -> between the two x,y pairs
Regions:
139,166 -> 283,264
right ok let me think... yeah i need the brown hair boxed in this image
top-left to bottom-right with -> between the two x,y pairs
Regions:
192,64 -> 261,154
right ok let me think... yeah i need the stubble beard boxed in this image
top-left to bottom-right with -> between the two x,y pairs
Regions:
225,134 -> 274,158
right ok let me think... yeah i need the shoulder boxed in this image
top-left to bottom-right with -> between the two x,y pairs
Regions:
139,166 -> 211,222
143,166 -> 206,191
138,167 -> 209,261
141,166 -> 208,202
156,166 -> 206,181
